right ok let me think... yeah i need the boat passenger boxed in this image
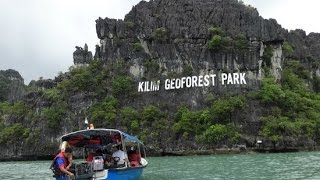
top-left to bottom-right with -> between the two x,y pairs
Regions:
112,145 -> 129,167
52,147 -> 74,180
86,152 -> 96,162
114,134 -> 122,145
128,147 -> 141,167
104,154 -> 115,168
86,149 -> 103,162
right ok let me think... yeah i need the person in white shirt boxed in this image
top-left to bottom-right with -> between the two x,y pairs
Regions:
112,145 -> 129,167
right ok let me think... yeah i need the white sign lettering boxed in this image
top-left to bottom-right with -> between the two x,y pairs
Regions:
138,73 -> 246,92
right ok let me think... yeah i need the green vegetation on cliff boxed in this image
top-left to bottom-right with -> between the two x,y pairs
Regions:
0,102 -> 31,152
257,60 -> 320,148
208,27 -> 249,51
0,57 -> 319,153
173,96 -> 245,146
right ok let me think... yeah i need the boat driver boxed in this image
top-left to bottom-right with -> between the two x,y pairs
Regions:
112,145 -> 129,167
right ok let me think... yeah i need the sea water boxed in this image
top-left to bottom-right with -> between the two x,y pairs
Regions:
1,151 -> 320,180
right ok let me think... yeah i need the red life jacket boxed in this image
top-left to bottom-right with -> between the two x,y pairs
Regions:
129,153 -> 141,167
50,152 -> 70,168
51,152 -> 69,175
86,153 -> 96,162
56,152 -> 65,159
129,153 -> 140,161
50,152 -> 70,175
55,152 -> 69,167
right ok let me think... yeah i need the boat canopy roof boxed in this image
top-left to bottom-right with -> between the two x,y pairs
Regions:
61,129 -> 144,148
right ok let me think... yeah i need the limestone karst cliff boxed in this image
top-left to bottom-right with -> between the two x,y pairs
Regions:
0,69 -> 25,102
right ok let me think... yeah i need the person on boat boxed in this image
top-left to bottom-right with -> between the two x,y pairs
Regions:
114,133 -> 122,145
86,149 -> 103,162
102,144 -> 115,168
112,145 -> 129,167
59,142 -> 73,171
128,147 -> 141,167
86,152 -> 96,162
103,153 -> 115,168
50,142 -> 73,172
107,133 -> 122,145
52,147 -> 74,180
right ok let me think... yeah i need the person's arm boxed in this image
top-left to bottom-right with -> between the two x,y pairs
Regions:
59,166 -> 74,176
56,158 -> 74,177
66,157 -> 72,170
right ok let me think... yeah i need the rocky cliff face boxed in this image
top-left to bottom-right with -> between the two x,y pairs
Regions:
67,0 -> 319,152
97,0 -> 286,41
93,0 -> 276,105
68,0 -> 320,153
1,0 -> 320,160
73,44 -> 93,65
95,0 -> 319,78
0,69 -> 25,102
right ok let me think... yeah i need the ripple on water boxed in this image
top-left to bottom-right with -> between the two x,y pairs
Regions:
1,152 -> 320,180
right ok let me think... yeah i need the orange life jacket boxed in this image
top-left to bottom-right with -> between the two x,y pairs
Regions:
51,152 -> 68,175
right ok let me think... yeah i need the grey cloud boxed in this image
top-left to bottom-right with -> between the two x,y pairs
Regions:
0,0 -> 143,84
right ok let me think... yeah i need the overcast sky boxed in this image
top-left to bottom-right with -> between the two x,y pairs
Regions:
0,0 -> 319,84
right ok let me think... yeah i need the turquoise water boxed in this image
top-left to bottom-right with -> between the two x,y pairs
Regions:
1,151 -> 320,179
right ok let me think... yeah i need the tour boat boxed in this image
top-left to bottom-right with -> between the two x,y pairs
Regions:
60,128 -> 148,180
